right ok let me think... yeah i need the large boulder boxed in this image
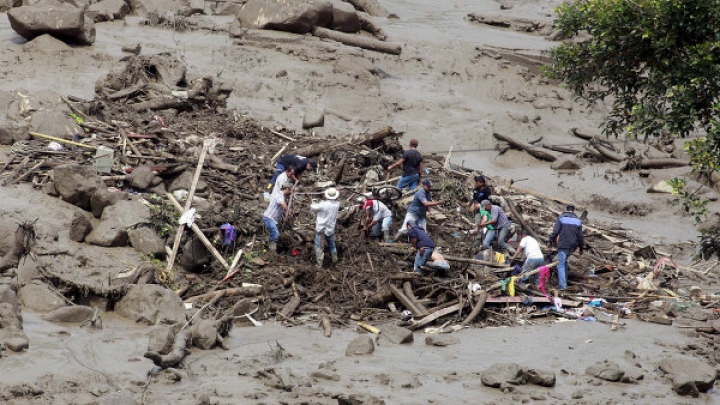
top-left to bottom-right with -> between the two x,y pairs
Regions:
481,363 -> 525,388
30,108 -> 83,140
0,0 -> 22,12
658,357 -> 717,393
377,325 -> 413,345
236,0 -> 333,34
586,360 -> 625,382
102,199 -> 152,228
86,0 -> 130,22
128,227 -> 166,258
42,305 -> 95,323
18,281 -> 67,312
85,219 -> 128,247
329,0 -> 359,32
90,189 -> 129,218
115,284 -> 186,325
69,210 -> 93,242
53,164 -> 104,209
8,5 -> 96,45
22,33 -> 74,56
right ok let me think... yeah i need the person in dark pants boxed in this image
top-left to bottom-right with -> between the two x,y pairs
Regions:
268,154 -> 317,188
387,139 -> 423,190
407,219 -> 435,274
467,175 -> 492,212
548,204 -> 584,290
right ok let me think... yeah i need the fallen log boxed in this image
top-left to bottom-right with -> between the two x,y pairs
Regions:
321,316 -> 332,337
389,284 -> 426,316
636,158 -> 688,169
291,126 -> 397,158
312,27 -> 401,55
403,281 -> 429,315
570,127 -> 601,140
409,302 -> 464,330
358,12 -> 386,40
504,197 -> 543,242
493,132 -> 558,162
279,295 -> 301,319
460,291 -> 487,326
184,286 -> 263,303
589,139 -> 622,162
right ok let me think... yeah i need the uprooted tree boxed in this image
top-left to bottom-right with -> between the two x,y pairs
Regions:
545,0 -> 720,259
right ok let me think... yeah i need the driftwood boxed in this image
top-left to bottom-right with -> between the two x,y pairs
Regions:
410,302 -> 464,330
279,295 -> 301,319
570,127 -> 601,140
184,286 -> 263,303
145,329 -> 191,368
589,139 -> 622,162
312,27 -> 401,55
636,158 -> 688,169
505,197 -> 543,242
358,13 -> 386,40
131,78 -> 212,112
460,291 -> 487,327
493,132 -> 558,162
389,284 -> 427,316
291,126 -> 397,158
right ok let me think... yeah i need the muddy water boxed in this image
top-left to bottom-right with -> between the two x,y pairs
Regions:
5,309 -> 711,404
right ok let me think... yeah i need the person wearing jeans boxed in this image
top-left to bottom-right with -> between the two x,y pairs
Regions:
477,200 -> 512,253
362,199 -> 393,242
406,219 -> 435,274
548,204 -> 584,290
262,182 -> 293,253
387,139 -> 423,191
309,188 -> 341,268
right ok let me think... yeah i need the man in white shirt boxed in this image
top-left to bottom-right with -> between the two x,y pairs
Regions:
510,228 -> 546,281
263,182 -> 293,253
309,187 -> 341,268
361,198 -> 393,242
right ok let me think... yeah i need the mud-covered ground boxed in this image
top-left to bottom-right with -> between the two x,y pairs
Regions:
1,0 -> 719,403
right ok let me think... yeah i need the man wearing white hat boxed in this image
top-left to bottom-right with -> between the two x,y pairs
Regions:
309,187 -> 341,268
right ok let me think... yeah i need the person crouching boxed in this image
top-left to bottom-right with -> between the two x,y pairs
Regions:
406,219 -> 435,274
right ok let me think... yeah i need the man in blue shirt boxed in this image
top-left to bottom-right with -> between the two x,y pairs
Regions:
396,179 -> 444,239
406,219 -> 435,274
548,204 -> 584,290
477,200 -> 513,253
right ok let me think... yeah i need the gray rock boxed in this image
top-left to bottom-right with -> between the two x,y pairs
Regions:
85,218 -> 128,247
18,282 -> 66,312
5,337 -> 29,352
377,325 -> 413,345
586,360 -> 625,382
90,189 -> 128,218
673,373 -> 700,397
131,0 -> 190,17
659,357 -> 718,392
647,180 -> 674,194
424,334 -> 459,346
115,284 -> 186,325
302,108 -> 325,129
168,170 -> 208,193
42,305 -> 95,323
29,108 -> 82,139
179,236 -> 210,271
392,373 -> 422,388
191,319 -> 222,350
551,155 -> 584,171
346,335 -> 374,356
526,368 -> 556,387
236,0 -> 333,34
213,0 -> 242,15
481,363 -> 525,388
8,5 -> 95,45
148,325 -> 175,354
69,210 -> 93,242
86,0 -> 130,22
128,227 -> 166,258
42,181 -> 58,196
0,0 -> 22,12
53,164 -> 104,209
101,199 -> 152,228
335,394 -> 385,405
0,284 -> 20,310
23,34 -> 74,56
127,165 -> 159,190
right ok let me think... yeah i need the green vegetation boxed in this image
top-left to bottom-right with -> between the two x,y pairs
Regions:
546,0 -> 720,258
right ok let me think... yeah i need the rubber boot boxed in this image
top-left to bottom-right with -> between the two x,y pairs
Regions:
383,229 -> 391,243
315,248 -> 324,268
268,241 -> 277,253
331,253 -> 338,264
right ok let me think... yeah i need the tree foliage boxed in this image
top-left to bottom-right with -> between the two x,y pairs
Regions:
546,0 -> 720,258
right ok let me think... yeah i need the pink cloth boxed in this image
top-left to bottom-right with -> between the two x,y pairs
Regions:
537,266 -> 551,299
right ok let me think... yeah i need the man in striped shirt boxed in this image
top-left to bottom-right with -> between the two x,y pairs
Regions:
263,181 -> 293,253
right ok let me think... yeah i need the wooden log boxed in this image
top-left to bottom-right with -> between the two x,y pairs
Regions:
505,196 -> 543,242
541,143 -> 583,154
589,139 -> 622,162
167,193 -> 230,271
5,159 -> 45,186
184,286 -> 263,303
358,12 -> 386,40
493,132 -> 558,162
312,27 -> 401,55
291,126 -> 396,158
345,0 -> 390,17
279,295 -> 301,319
460,291 -> 487,326
486,261 -> 558,292
636,158 -> 688,169
570,127 -> 601,140
165,140 -> 213,274
403,281 -> 429,314
106,84 -> 146,101
321,316 -> 332,337
2,156 -> 30,187
389,284 -> 426,316
409,302 -> 464,330
145,329 -> 190,368
441,254 -> 511,269
131,78 -> 211,112
119,127 -> 144,158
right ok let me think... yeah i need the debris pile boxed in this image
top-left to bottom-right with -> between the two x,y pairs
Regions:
0,53 -> 718,367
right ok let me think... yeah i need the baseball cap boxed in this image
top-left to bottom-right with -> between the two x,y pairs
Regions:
566,204 -> 575,211
406,219 -> 416,227
361,199 -> 373,211
422,179 -> 433,188
480,199 -> 491,207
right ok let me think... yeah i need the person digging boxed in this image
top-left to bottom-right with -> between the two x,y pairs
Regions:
309,187 -> 341,268
262,181 -> 293,253
361,198 -> 393,242
406,219 -> 435,275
